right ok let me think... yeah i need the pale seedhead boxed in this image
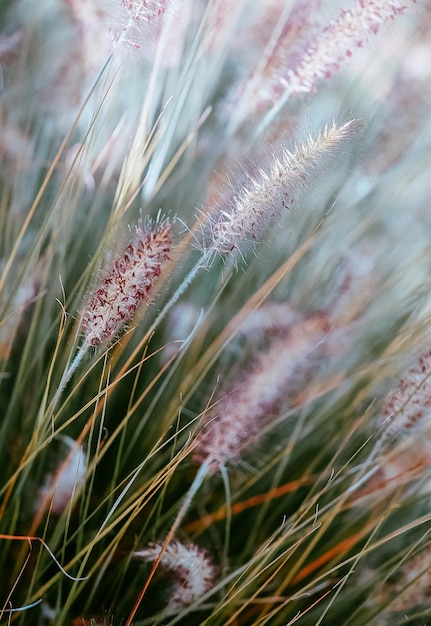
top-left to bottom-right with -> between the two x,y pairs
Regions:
279,0 -> 414,97
36,437 -> 87,517
207,120 -> 355,255
380,344 -> 431,445
194,312 -> 331,472
133,540 -> 217,612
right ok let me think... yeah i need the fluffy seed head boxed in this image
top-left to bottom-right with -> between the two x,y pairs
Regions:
281,0 -> 412,96
377,542 -> 431,616
194,313 -> 331,472
237,302 -> 300,342
121,0 -> 166,23
133,540 -> 217,612
380,345 -> 431,445
37,437 -> 87,516
109,0 -> 176,55
81,220 -> 171,348
208,121 -> 354,255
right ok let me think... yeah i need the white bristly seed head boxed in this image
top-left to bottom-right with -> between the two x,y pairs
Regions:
133,540 -> 217,612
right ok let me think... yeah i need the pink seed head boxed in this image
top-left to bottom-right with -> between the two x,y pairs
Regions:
282,0 -> 412,97
194,313 -> 331,473
381,346 -> 431,442
81,219 -> 171,348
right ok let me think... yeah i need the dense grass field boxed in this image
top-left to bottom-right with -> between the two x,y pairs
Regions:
1,1 -> 431,624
